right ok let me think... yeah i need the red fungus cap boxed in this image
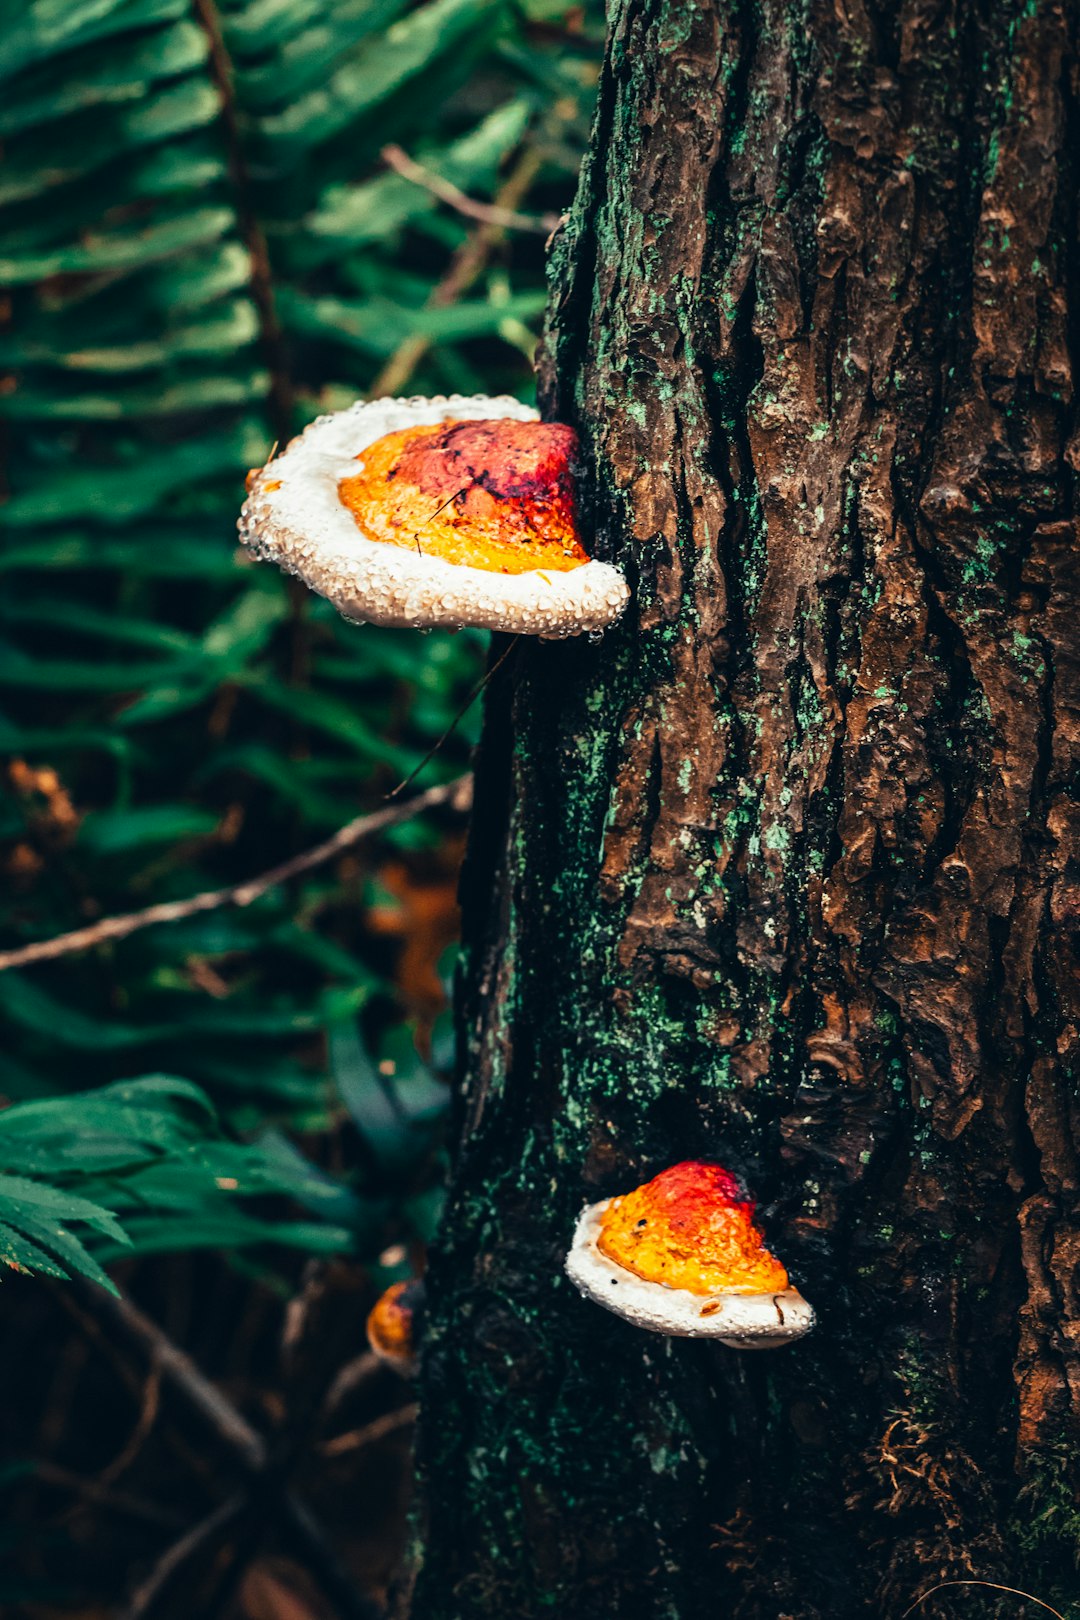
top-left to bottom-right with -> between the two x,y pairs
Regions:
239,395 -> 629,636
339,419 -> 589,576
596,1160 -> 790,1296
565,1160 -> 815,1348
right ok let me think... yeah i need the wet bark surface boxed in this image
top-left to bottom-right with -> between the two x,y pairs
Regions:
409,1 -> 1080,1616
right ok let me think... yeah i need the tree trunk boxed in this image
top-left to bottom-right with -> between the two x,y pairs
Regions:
410,1 -> 1080,1615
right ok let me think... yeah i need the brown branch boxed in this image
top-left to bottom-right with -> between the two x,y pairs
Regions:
319,1403 -> 417,1458
32,1461 -> 184,1531
381,144 -> 558,235
902,1582 -> 1066,1620
82,1285 -> 267,1471
54,1288 -> 217,1488
369,144 -> 546,398
0,775 -> 472,972
321,1350 -> 381,1419
99,1358 -> 162,1486
124,1491 -> 248,1620
75,1284 -> 384,1620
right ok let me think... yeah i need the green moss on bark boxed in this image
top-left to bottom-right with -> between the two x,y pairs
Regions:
408,0 -> 1080,1614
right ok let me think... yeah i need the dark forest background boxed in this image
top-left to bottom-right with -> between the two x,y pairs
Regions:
0,2 -> 602,1612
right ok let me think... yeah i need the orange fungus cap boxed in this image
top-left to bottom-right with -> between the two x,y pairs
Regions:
366,1280 -> 416,1364
338,419 -> 590,576
596,1160 -> 789,1296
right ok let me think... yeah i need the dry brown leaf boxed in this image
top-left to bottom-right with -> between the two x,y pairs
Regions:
366,840 -> 464,1034
8,759 -> 81,840
239,1558 -> 331,1620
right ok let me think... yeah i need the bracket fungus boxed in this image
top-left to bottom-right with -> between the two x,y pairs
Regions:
565,1161 -> 815,1350
239,394 -> 629,637
365,1278 -> 425,1377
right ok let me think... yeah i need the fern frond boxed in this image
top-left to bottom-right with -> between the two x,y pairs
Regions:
0,1076 -> 362,1288
0,0 -> 602,1160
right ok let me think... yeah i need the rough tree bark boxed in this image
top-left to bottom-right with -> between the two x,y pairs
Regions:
409,1 -> 1080,1615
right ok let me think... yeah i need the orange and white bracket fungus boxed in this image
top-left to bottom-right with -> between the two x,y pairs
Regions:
239,395 -> 629,637
565,1161 -> 815,1349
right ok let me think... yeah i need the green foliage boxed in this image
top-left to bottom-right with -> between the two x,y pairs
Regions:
0,1075 -> 362,1292
0,0 -> 603,1129
1011,1446 -> 1080,1612
0,0 -> 603,1289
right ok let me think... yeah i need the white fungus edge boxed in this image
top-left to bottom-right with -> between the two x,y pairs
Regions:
238,393 -> 630,638
564,1199 -> 816,1349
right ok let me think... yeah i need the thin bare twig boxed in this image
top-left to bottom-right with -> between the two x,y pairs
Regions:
902,1581 -> 1067,1619
381,143 -> 558,235
124,1491 -> 248,1620
54,1288 -> 216,1488
75,1285 -> 384,1620
369,144 -> 546,398
0,775 -> 472,972
100,1358 -> 162,1486
321,1351 -> 381,1420
32,1460 -> 184,1531
83,1285 -> 266,1471
386,643 -> 518,801
319,1403 -> 418,1458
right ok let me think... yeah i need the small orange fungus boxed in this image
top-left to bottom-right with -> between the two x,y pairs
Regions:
366,1279 -> 420,1372
596,1160 -> 789,1297
338,419 -> 590,576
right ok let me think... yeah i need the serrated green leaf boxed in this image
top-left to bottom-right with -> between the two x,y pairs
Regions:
234,0 -> 409,109
0,1219 -> 75,1283
253,0 -> 502,161
0,18 -> 209,137
78,804 -> 221,855
0,1076 -> 218,1176
0,205 -> 236,284
278,286 -> 546,358
10,1209 -> 125,1292
0,1174 -> 129,1243
0,0 -> 189,85
2,418 -> 265,524
0,79 -> 222,207
329,1017 -> 408,1166
294,99 -> 530,264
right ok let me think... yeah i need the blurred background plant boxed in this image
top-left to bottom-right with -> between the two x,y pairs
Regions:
0,0 -> 602,1611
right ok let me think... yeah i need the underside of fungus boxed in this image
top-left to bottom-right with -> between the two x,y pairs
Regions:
239,394 -> 630,636
564,1162 -> 815,1349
